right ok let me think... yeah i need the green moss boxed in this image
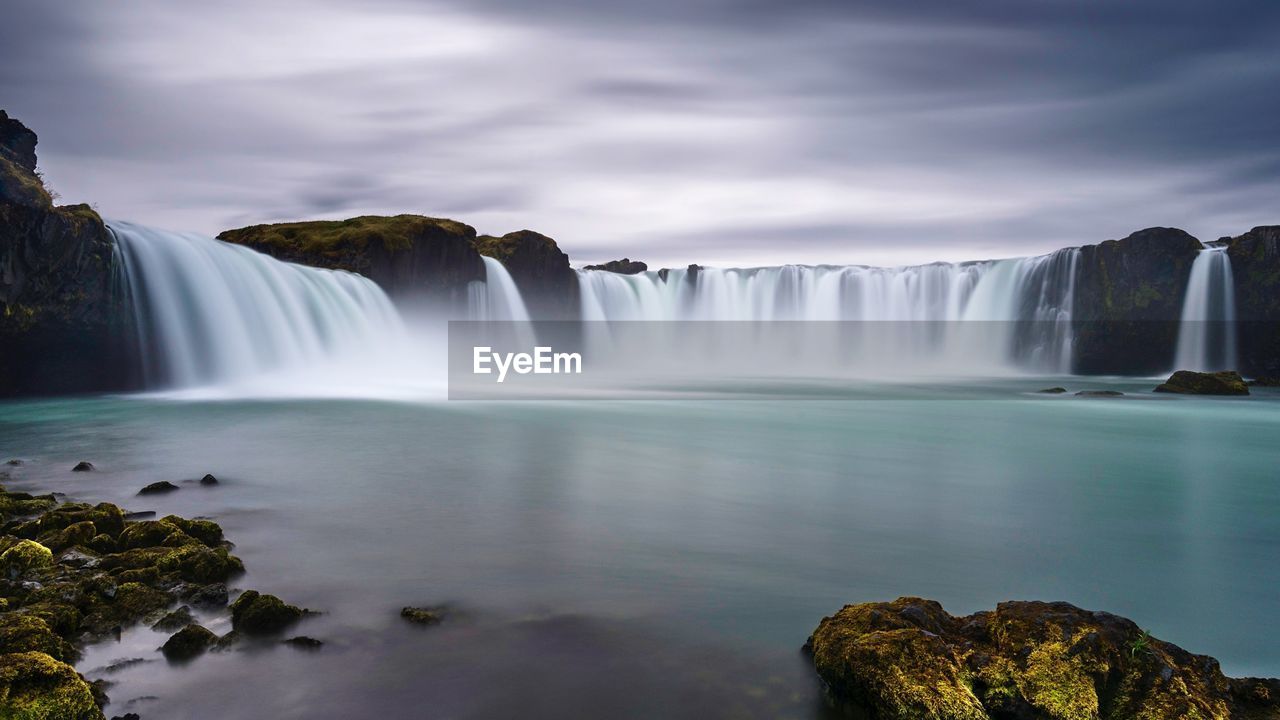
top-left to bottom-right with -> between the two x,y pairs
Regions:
160,516 -> 224,547
1017,640 -> 1098,720
35,523 -> 96,554
154,545 -> 243,583
2,541 -> 52,579
118,519 -> 194,550
219,215 -> 471,256
0,617 -> 76,663
0,156 -> 53,208
230,591 -> 304,635
0,652 -> 103,720
160,624 -> 217,661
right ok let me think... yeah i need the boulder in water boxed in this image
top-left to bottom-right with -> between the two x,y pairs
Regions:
71,461 -> 94,472
199,473 -> 218,486
1075,389 -> 1124,397
1037,387 -> 1067,394
1154,370 -> 1249,395
805,597 -> 1280,720
229,591 -> 305,635
136,481 -> 178,496
283,636 -> 324,650
400,605 -> 447,626
161,624 -> 217,661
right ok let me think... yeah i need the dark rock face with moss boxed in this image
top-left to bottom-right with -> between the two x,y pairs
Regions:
217,215 -> 485,304
1155,370 -> 1250,395
472,230 -> 577,317
1071,227 -> 1203,375
583,258 -> 647,274
1226,226 -> 1280,376
0,111 -> 138,397
806,597 -> 1279,720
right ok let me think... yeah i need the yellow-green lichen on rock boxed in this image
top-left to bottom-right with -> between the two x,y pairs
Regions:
1,540 -> 52,579
0,652 -> 103,720
807,598 -> 1278,720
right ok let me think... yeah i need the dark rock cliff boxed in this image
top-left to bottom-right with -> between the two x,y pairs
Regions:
472,230 -> 577,318
1071,227 -> 1202,374
217,215 -> 485,306
0,111 -> 137,397
1226,226 -> 1280,376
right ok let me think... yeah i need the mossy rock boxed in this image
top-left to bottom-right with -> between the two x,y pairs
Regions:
807,598 -> 1273,720
160,624 -> 217,661
14,603 -> 82,641
2,540 -> 52,579
154,545 -> 243,584
229,591 -> 304,635
0,652 -> 103,720
1154,370 -> 1250,395
17,505 -> 124,540
36,523 -> 96,554
159,516 -> 223,547
117,519 -> 197,550
0,616 -> 76,663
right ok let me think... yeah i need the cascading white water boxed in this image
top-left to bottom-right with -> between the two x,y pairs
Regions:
113,221 -> 411,391
1174,245 -> 1237,371
469,257 -> 532,322
574,249 -> 1081,373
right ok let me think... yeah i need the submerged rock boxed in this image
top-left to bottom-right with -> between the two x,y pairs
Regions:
400,605 -> 447,626
71,462 -> 94,472
160,624 -> 217,661
806,597 -> 1280,720
229,591 -> 305,635
136,481 -> 178,496
283,636 -> 323,650
199,474 -> 218,486
0,651 -> 104,720
1075,390 -> 1125,397
1036,387 -> 1067,394
1155,370 -> 1250,395
150,606 -> 195,632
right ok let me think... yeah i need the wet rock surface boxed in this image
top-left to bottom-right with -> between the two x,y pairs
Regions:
583,258 -> 648,274
0,475 -> 309,718
806,597 -> 1280,720
1155,370 -> 1250,395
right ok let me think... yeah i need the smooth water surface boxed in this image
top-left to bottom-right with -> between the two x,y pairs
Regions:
2,380 -> 1278,718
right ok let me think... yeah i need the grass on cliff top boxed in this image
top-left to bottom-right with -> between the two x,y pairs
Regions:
0,156 -> 53,208
219,215 -> 474,255
472,231 -> 558,262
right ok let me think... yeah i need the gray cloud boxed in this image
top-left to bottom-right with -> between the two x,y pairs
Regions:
1,0 -> 1277,267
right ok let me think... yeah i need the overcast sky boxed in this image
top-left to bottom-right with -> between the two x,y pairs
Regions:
3,0 -> 1278,267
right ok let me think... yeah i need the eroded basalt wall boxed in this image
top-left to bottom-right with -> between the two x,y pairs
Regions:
1071,227 -> 1202,374
1226,226 -> 1280,376
0,111 -> 138,397
472,230 -> 578,318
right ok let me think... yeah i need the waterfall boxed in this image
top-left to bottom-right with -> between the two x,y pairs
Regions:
574,249 -> 1081,373
469,257 -> 532,322
1174,245 -> 1237,371
113,221 -> 410,391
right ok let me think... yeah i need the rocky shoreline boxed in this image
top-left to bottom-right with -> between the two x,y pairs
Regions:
0,465 -> 315,719
806,597 -> 1280,720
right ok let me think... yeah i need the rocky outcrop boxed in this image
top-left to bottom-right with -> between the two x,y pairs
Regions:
806,597 -> 1279,720
583,258 -> 647,274
1154,370 -> 1249,395
472,230 -> 577,317
1226,226 -> 1280,376
0,111 -> 138,397
217,215 -> 485,305
1072,227 -> 1203,375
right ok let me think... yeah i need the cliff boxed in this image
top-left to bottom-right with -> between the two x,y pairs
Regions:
1071,227 -> 1202,374
1226,226 -> 1280,376
217,215 -> 485,304
0,111 -> 137,397
472,230 -> 577,317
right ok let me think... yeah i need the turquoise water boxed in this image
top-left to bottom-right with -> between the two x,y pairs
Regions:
2,381 -> 1278,718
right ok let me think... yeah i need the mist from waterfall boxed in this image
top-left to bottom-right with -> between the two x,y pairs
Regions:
1174,245 -> 1238,372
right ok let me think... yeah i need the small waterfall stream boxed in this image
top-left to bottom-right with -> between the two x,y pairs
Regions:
1174,245 -> 1237,372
